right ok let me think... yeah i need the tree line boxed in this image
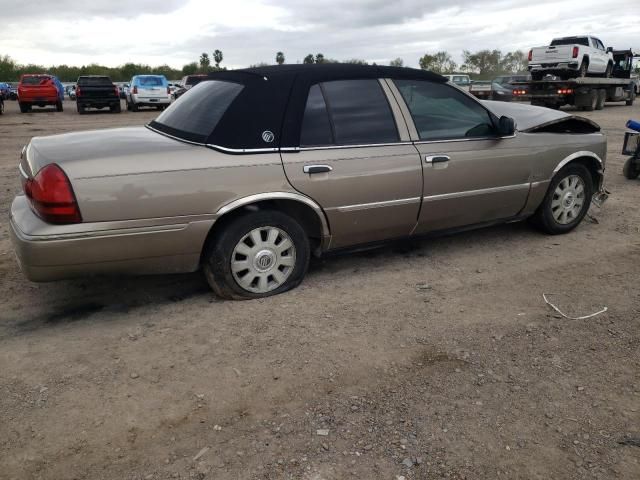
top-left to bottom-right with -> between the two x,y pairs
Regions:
7,47 -> 623,83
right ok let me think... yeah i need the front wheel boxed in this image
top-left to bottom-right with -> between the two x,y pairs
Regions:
531,163 -> 593,235
623,157 -> 640,179
203,211 -> 310,300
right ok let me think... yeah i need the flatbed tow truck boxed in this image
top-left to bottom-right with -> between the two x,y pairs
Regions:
513,49 -> 638,110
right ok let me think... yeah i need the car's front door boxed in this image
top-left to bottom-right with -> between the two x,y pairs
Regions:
390,79 -> 532,234
281,79 -> 422,249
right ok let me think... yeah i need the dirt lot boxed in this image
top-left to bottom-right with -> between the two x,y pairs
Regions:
0,98 -> 639,480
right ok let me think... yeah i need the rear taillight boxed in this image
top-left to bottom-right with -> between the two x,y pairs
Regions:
167,86 -> 171,95
76,86 -> 81,96
114,85 -> 119,96
24,164 -> 82,224
133,86 -> 138,94
572,46 -> 579,58
528,50 -> 532,62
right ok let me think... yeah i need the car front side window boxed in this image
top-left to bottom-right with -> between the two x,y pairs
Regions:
393,79 -> 496,141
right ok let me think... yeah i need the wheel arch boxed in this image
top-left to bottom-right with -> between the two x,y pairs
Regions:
552,151 -> 603,190
200,192 -> 331,264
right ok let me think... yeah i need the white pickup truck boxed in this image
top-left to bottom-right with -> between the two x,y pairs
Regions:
528,36 -> 614,80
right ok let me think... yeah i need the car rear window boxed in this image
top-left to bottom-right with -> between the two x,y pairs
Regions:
138,76 -> 164,87
151,80 -> 244,143
78,76 -> 112,86
551,37 -> 589,47
22,76 -> 51,85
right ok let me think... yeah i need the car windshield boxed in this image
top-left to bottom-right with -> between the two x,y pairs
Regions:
22,76 -> 51,85
138,76 -> 163,87
78,76 -> 112,86
551,37 -> 589,47
151,80 -> 244,143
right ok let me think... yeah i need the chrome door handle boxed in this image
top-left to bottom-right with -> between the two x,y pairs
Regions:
425,155 -> 450,164
303,164 -> 333,174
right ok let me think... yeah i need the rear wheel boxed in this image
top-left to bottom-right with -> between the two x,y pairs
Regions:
595,89 -> 606,110
131,102 -> 139,112
203,211 -> 310,300
56,101 -> 63,112
19,102 -> 30,113
110,103 -> 122,113
0,99 -> 4,115
77,104 -> 86,114
531,163 -> 593,234
577,60 -> 588,78
582,90 -> 598,111
626,85 -> 635,106
623,157 -> 640,179
603,62 -> 613,78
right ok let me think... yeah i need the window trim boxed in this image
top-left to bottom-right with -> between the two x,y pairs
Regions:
298,78 -> 402,148
390,78 -> 504,143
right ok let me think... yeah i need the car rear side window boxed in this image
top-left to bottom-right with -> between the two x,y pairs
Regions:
394,80 -> 495,141
300,85 -> 333,146
322,79 -> 398,145
152,80 -> 243,142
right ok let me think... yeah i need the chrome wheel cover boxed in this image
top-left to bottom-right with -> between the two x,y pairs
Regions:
230,226 -> 296,294
551,174 -> 586,225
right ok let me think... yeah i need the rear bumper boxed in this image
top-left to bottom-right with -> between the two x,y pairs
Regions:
77,98 -> 120,108
9,196 -> 213,282
131,94 -> 171,106
528,62 -> 580,73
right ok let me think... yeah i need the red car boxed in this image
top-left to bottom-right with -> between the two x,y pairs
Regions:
18,74 -> 64,113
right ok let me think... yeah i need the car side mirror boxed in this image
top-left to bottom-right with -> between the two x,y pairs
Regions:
498,116 -> 516,136
606,47 -> 613,53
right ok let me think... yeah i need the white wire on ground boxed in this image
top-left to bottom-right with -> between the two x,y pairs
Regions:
543,293 -> 608,320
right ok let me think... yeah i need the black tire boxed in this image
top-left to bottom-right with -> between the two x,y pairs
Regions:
0,100 -> 4,115
530,163 -> 593,235
595,89 -> 606,110
56,101 -> 63,112
626,85 -> 635,106
623,157 -> 640,180
77,104 -> 86,114
19,102 -> 29,113
603,62 -> 612,78
131,102 -> 139,112
577,60 -> 588,78
126,100 -> 132,111
203,210 -> 310,300
111,103 -> 122,113
583,90 -> 598,111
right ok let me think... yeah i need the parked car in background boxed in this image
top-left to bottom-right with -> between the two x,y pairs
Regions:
75,76 -> 121,114
126,75 -> 171,111
174,74 -> 209,99
443,74 -> 471,91
118,83 -> 130,99
469,80 -> 492,99
0,94 -> 4,115
491,74 -> 531,101
17,74 -> 64,113
8,83 -> 18,100
528,36 -> 614,81
0,82 -> 11,99
66,85 -> 76,99
9,65 -> 608,299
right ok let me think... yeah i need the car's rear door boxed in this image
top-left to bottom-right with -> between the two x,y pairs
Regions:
389,79 -> 532,234
281,79 -> 422,249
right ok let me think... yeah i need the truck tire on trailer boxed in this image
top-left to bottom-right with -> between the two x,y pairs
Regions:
578,60 -> 588,78
595,89 -> 606,110
582,90 -> 598,111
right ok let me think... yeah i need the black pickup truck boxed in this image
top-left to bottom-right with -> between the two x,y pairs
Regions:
75,76 -> 121,114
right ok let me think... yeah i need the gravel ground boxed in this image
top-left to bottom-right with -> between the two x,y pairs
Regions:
0,98 -> 639,480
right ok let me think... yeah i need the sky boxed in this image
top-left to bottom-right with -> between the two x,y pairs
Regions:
1,0 -> 639,69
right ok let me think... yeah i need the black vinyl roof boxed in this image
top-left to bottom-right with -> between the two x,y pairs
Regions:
151,65 -> 446,151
